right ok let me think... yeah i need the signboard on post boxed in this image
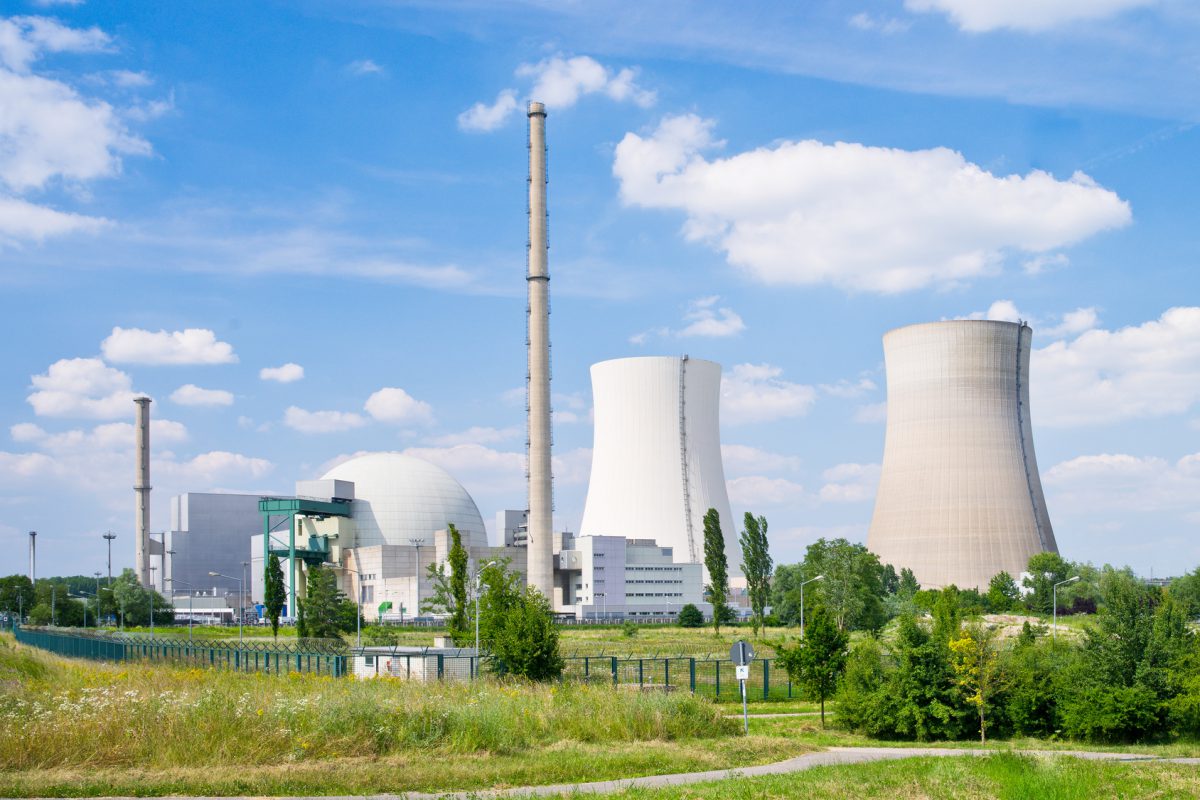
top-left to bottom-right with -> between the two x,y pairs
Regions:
730,639 -> 754,733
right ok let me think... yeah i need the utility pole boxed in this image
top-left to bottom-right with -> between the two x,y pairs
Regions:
28,531 -> 36,585
103,532 -> 116,585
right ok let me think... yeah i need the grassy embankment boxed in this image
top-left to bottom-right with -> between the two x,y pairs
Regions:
0,634 -> 804,797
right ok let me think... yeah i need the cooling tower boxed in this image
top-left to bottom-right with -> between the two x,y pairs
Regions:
867,320 -> 1057,591
579,356 -> 740,581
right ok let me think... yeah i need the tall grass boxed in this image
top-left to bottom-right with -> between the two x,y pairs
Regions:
0,636 -> 735,770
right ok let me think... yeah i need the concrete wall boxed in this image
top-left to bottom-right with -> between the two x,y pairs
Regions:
168,492 -> 261,602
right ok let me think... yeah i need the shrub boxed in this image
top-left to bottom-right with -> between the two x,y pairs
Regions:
621,621 -> 638,638
677,604 -> 704,628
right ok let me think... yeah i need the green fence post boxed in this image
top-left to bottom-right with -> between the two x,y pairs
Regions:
638,658 -> 644,687
611,656 -> 618,686
763,658 -> 769,700
584,656 -> 589,678
664,658 -> 670,690
689,658 -> 696,693
715,660 -> 720,698
437,654 -> 444,680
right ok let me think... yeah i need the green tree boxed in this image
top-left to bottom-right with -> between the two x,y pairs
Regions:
677,603 -> 704,628
297,565 -> 352,640
0,575 -> 34,620
110,569 -> 172,627
487,585 -> 563,680
775,605 -> 848,727
423,524 -> 470,644
1168,567 -> 1200,618
264,554 -> 286,639
949,621 -> 1002,742
775,539 -> 888,631
986,571 -> 1021,613
1023,551 -> 1071,614
703,508 -> 730,635
739,512 -> 773,637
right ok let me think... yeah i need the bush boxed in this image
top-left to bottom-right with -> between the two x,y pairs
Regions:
677,604 -> 704,628
488,587 -> 563,681
621,621 -> 638,638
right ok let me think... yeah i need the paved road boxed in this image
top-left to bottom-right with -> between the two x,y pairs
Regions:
74,746 -> 1200,800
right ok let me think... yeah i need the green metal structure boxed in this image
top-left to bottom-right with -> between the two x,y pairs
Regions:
259,497 -> 352,618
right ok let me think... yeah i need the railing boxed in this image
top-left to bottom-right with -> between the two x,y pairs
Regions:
13,626 -> 348,677
14,627 -> 793,699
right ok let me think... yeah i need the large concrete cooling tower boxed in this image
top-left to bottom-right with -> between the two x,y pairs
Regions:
579,356 -> 739,580
867,320 -> 1057,591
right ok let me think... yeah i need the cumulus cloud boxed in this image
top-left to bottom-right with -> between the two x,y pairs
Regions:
283,406 -> 367,434
721,363 -> 817,425
346,59 -> 384,76
11,419 -> 188,452
27,357 -> 137,418
259,363 -> 304,383
727,475 -> 808,506
426,426 -> 522,447
1044,451 -> 1200,513
0,17 -> 150,243
1033,307 -> 1200,426
101,327 -> 237,365
1042,307 -> 1100,338
905,0 -> 1158,33
848,12 -> 911,34
631,295 -> 745,343
960,299 -> 1099,338
613,114 -> 1131,293
819,377 -> 877,399
169,384 -> 233,407
458,55 -> 654,132
458,89 -> 519,132
721,444 -> 802,475
854,402 -> 888,424
364,387 -> 434,425
818,462 -> 881,503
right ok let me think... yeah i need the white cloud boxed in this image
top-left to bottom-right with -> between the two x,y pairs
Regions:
960,300 -> 1099,338
346,59 -> 385,76
965,298 -> 1025,322
458,88 -> 519,132
27,357 -> 137,419
106,69 -> 152,88
721,363 -> 817,425
0,16 -> 112,73
1033,307 -> 1200,426
1023,253 -> 1069,275
727,475 -> 808,506
459,55 -> 654,132
721,444 -> 802,475
9,419 -> 187,453
678,295 -> 745,338
819,377 -> 877,399
426,426 -> 522,447
0,194 -> 107,241
259,362 -> 304,383
101,327 -> 237,365
283,406 -> 367,434
1042,307 -> 1099,338
613,114 -> 1131,293
170,384 -> 234,407
854,402 -> 888,424
818,462 -> 881,503
517,55 -> 655,110
848,12 -> 911,34
401,443 -> 527,494
364,387 -> 434,425
905,0 -> 1159,33
1044,451 -> 1200,514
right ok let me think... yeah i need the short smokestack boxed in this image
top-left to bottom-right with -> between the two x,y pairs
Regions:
28,531 -> 36,584
525,101 -> 554,603
134,396 -> 152,587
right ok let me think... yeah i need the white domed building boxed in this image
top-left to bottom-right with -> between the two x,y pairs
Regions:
321,452 -> 489,550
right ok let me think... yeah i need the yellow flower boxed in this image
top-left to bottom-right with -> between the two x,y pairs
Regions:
256,708 -> 264,716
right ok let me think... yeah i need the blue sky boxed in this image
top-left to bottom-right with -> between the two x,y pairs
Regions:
1,0 -> 1197,580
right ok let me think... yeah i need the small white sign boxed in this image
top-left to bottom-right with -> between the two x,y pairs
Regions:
735,664 -> 750,681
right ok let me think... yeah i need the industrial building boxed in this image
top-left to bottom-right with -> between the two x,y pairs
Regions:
162,492 -> 260,603
867,319 -> 1058,591
579,356 -> 740,583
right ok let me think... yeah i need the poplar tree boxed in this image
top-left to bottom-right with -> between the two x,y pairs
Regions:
739,512 -> 773,637
264,554 -> 286,639
703,508 -> 730,635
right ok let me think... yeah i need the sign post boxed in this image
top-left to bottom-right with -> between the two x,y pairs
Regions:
730,639 -> 755,734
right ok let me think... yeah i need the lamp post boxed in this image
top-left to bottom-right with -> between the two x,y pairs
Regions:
1053,576 -> 1080,641
94,572 -> 102,625
72,591 -> 95,628
172,578 -> 196,642
408,537 -> 425,618
103,532 -> 116,586
209,571 -> 244,643
596,591 -> 606,622
473,561 -> 497,678
340,566 -> 363,650
50,586 -> 55,627
800,575 -> 824,639
242,561 -> 249,628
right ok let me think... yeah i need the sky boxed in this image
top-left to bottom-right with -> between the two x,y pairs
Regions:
1,0 -> 1197,580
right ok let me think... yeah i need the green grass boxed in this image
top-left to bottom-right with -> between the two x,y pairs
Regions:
573,752 -> 1200,799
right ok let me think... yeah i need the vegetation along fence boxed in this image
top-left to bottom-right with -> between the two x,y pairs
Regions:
13,626 -> 349,677
14,627 -> 794,699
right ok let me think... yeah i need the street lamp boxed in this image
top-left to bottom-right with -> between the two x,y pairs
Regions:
340,566 -> 364,649
103,532 -> 116,586
209,571 -> 244,643
1053,576 -> 1080,641
172,578 -> 197,642
473,560 -> 497,677
94,572 -> 102,624
595,591 -> 607,622
149,565 -> 157,637
800,575 -> 825,639
72,591 -> 95,628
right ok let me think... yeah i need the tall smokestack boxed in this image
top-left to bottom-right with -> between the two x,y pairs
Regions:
28,531 -> 36,585
134,396 -> 152,587
525,101 -> 554,602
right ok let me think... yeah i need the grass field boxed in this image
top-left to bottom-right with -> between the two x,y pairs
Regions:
571,753 -> 1200,799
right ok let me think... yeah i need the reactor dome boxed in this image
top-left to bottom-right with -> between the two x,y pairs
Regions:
321,452 -> 488,550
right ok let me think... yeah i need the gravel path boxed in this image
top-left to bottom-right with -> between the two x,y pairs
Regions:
67,745 -> 1200,800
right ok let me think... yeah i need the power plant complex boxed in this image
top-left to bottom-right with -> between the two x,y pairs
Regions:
128,105 -> 1061,624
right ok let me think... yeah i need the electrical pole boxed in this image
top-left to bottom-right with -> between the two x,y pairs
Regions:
103,532 -> 116,585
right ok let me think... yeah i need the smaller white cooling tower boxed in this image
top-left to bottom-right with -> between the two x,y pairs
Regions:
579,356 -> 739,580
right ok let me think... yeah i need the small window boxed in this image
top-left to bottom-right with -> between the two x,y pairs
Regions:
364,656 -> 375,667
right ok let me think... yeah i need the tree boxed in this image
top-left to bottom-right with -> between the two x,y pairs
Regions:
297,565 -> 353,640
110,569 -> 172,627
986,571 -> 1021,613
677,603 -> 704,628
777,539 -> 889,632
423,524 -> 470,644
484,580 -> 563,680
949,621 -> 1002,742
1023,551 -> 1071,614
0,575 -> 34,620
775,605 -> 848,727
264,554 -> 286,639
702,508 -> 730,635
739,512 -> 773,637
